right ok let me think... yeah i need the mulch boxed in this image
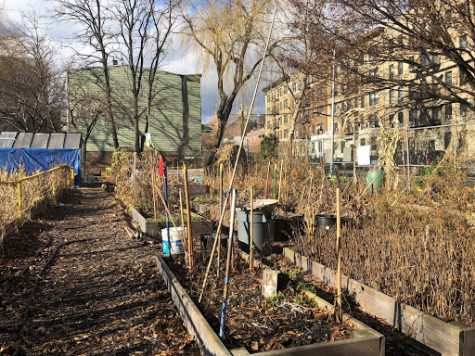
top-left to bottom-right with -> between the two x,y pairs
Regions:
167,252 -> 353,353
0,188 -> 198,355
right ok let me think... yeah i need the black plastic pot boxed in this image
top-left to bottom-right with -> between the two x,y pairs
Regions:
316,214 -> 352,230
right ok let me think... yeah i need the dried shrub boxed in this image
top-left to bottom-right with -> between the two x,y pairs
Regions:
294,159 -> 475,325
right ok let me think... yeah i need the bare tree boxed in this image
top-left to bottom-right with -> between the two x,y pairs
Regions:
326,0 -> 475,114
56,0 -> 120,148
68,76 -> 104,172
271,0 -> 330,157
182,0 -> 276,166
113,0 -> 179,153
0,15 -> 64,132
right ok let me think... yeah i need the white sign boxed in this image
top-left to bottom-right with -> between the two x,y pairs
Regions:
357,145 -> 371,166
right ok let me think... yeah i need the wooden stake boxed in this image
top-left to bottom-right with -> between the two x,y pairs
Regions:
183,163 -> 194,270
151,155 -> 157,221
179,190 -> 187,264
264,160 -> 270,199
277,158 -> 283,202
335,187 -> 343,323
217,163 -> 223,277
249,187 -> 254,270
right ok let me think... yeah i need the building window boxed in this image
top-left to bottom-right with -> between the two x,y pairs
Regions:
284,114 -> 288,124
460,34 -> 468,49
284,129 -> 288,138
398,112 -> 404,126
369,114 -> 379,128
445,103 -> 452,120
444,132 -> 452,149
318,140 -> 323,152
409,109 -> 416,127
389,89 -> 395,104
432,106 -> 440,124
398,87 -> 404,101
460,103 -> 468,117
398,62 -> 404,76
408,57 -> 416,72
389,64 -> 395,79
369,92 -> 379,106
341,140 -> 345,153
360,96 -> 365,107
460,71 -> 468,86
445,71 -> 453,86
284,99 -> 288,109
370,137 -> 377,151
360,138 -> 366,146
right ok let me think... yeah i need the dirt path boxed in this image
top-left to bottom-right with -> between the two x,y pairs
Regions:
0,188 -> 198,355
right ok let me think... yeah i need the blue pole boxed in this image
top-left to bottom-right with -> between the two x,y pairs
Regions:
164,163 -> 171,256
219,189 -> 237,340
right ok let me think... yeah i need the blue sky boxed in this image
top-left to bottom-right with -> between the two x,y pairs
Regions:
2,0 -> 267,123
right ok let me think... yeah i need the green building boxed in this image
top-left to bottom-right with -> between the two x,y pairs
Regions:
67,65 -> 201,167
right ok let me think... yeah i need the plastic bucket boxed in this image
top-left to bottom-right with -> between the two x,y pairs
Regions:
237,209 -> 274,256
162,227 -> 186,255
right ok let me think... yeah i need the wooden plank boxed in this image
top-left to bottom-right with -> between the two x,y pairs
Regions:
282,247 -> 474,356
255,333 -> 383,356
155,253 -> 385,356
155,255 -> 232,356
461,328 -> 475,355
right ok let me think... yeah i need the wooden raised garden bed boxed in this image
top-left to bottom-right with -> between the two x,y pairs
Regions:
155,252 -> 385,355
130,206 -> 212,237
283,247 -> 475,356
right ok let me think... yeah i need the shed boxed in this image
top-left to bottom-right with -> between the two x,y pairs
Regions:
0,132 -> 81,184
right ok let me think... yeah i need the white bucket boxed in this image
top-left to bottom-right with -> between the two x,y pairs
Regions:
162,226 -> 186,255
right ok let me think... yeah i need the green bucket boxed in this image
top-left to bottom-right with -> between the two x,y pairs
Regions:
366,168 -> 384,191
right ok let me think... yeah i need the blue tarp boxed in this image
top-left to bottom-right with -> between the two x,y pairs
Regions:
0,148 -> 81,185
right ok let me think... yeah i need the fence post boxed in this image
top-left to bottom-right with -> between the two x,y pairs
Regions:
52,171 -> 56,201
70,167 -> 75,188
17,181 -> 23,227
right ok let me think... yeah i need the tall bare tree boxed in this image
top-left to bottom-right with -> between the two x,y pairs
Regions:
325,0 -> 475,114
0,15 -> 64,132
113,0 -> 179,153
182,0 -> 276,166
57,0 -> 120,148
271,0 -> 330,157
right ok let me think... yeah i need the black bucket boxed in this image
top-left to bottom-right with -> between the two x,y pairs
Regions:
316,214 -> 352,230
202,233 -> 228,251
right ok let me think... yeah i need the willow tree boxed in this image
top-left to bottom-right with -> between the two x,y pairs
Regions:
182,0 -> 274,166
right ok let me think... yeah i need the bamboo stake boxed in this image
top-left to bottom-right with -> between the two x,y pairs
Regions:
179,190 -> 187,264
198,7 -> 277,302
151,155 -> 157,221
183,163 -> 194,270
277,158 -> 283,202
273,164 -> 277,199
335,187 -> 343,323
219,189 -> 237,339
264,160 -> 271,199
249,187 -> 254,270
217,163 -> 224,277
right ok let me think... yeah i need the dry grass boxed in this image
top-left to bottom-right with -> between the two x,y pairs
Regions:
0,166 -> 71,238
293,158 -> 475,325
113,150 -> 474,325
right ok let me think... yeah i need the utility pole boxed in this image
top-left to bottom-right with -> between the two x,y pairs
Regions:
330,48 -> 336,176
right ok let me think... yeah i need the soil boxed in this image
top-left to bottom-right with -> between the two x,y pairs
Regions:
0,187 -> 198,355
167,252 -> 353,353
264,252 -> 440,356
